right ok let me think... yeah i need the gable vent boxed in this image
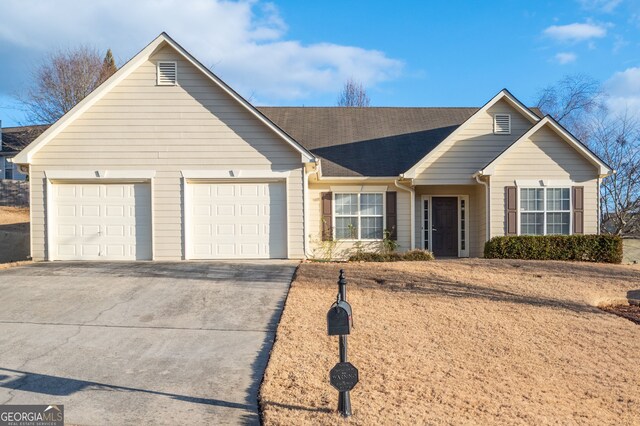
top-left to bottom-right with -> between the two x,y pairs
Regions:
494,114 -> 511,135
157,61 -> 177,85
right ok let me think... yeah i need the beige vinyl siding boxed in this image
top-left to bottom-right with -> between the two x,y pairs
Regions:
308,182 -> 411,259
413,100 -> 534,184
414,185 -> 485,257
490,126 -> 599,237
29,45 -> 305,261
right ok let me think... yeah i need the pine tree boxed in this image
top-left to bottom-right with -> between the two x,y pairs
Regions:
99,49 -> 117,83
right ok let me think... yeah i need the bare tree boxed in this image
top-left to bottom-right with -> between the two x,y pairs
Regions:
536,74 -> 640,236
18,46 -> 118,124
337,78 -> 371,107
591,109 -> 640,235
536,74 -> 606,141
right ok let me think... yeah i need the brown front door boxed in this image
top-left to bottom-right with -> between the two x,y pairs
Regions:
432,197 -> 458,257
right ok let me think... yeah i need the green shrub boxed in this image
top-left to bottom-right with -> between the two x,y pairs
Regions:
349,249 -> 435,262
402,249 -> 435,261
484,235 -> 623,264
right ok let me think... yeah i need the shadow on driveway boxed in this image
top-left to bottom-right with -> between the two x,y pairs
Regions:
0,367 -> 252,410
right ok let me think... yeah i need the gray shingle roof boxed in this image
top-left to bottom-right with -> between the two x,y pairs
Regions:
1,125 -> 49,154
259,107 -> 481,177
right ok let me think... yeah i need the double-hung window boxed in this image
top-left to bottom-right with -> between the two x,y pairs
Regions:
334,193 -> 384,240
520,188 -> 570,235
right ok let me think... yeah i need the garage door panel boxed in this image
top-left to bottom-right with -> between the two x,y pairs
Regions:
189,182 -> 286,259
51,183 -> 152,261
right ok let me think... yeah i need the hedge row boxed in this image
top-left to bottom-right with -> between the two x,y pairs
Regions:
484,235 -> 623,263
349,249 -> 435,262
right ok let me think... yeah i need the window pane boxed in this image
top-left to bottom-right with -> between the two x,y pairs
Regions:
360,193 -> 383,215
335,217 -> 358,239
562,188 -> 570,210
521,212 -> 544,235
361,217 -> 383,239
546,212 -> 570,234
335,194 -> 358,215
547,188 -> 570,211
521,188 -> 543,211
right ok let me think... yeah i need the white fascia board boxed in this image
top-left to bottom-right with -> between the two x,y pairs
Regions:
403,89 -> 540,179
181,169 -> 291,179
14,32 -> 316,165
481,116 -> 612,176
45,170 -> 156,180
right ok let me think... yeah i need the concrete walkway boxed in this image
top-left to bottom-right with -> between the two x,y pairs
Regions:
0,261 -> 297,425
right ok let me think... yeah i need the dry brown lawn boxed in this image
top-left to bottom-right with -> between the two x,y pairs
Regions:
0,206 -> 29,226
260,259 -> 640,425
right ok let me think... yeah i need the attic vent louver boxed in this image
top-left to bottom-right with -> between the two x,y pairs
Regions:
157,61 -> 177,85
494,114 -> 511,135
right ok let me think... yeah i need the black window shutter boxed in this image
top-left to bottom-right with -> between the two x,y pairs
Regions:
321,192 -> 333,241
505,186 -> 517,235
386,191 -> 397,240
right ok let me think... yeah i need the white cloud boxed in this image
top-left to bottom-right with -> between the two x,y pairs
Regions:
577,0 -> 622,13
555,52 -> 577,64
0,0 -> 403,104
604,67 -> 640,116
543,22 -> 608,42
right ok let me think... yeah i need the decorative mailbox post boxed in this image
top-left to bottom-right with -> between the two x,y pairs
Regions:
327,269 -> 359,417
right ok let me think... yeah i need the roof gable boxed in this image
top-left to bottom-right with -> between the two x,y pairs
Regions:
13,33 -> 315,164
480,116 -> 612,176
403,89 -> 541,178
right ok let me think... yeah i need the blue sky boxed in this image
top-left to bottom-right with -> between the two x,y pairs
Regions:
0,0 -> 639,126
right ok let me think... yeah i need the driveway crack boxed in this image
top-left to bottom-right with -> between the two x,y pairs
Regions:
86,285 -> 144,324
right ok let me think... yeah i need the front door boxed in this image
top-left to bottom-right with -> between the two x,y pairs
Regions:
431,197 -> 458,257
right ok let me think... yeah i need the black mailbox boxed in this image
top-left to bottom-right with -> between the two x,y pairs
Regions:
327,300 -> 353,336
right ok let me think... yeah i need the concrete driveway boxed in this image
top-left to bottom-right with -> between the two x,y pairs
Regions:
0,261 -> 297,425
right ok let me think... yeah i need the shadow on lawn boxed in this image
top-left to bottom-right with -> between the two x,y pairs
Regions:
352,270 -> 600,314
261,401 -> 332,414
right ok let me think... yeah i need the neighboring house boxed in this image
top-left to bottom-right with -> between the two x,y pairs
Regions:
0,124 -> 48,180
12,33 -> 613,261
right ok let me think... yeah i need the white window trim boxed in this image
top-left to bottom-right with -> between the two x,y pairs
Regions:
333,192 -> 385,241
156,61 -> 178,86
494,113 -> 511,135
421,195 -> 469,257
516,186 -> 573,236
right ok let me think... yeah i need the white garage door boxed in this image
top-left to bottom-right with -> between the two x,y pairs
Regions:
52,183 -> 152,260
188,182 -> 287,259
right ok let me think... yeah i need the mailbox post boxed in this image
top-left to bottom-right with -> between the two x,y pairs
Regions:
327,269 -> 358,417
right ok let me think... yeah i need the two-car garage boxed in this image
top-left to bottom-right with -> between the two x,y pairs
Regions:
48,178 -> 288,261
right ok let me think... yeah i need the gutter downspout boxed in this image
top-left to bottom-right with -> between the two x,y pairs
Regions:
474,172 -> 491,242
394,178 -> 415,250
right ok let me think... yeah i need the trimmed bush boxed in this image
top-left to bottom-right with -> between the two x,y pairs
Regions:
349,249 -> 435,262
402,249 -> 435,261
484,235 -> 623,264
